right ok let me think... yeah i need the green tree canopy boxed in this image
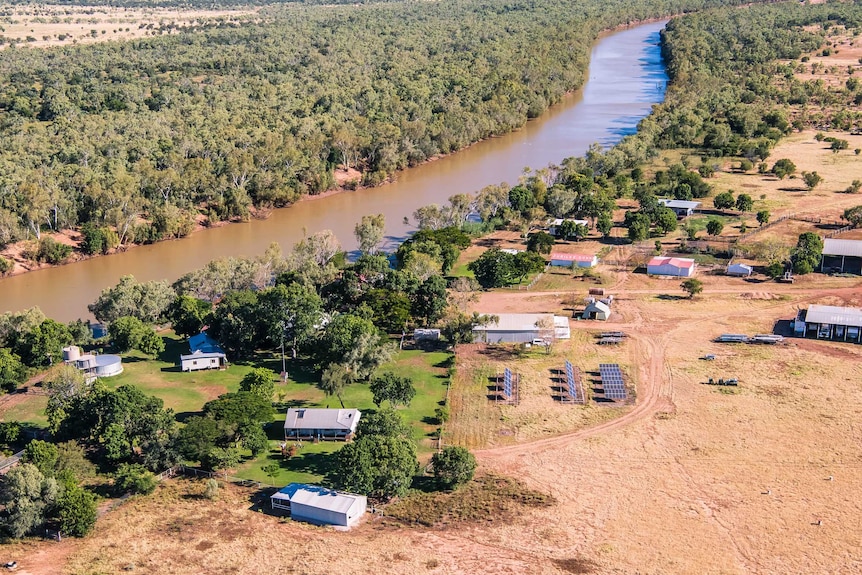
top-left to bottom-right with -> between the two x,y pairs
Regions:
431,446 -> 477,490
333,434 -> 418,499
239,368 -> 276,401
369,373 -> 416,408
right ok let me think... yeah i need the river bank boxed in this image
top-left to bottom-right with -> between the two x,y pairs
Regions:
0,17 -> 670,282
0,20 -> 669,320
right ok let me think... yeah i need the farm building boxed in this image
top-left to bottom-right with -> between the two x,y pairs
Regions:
181,332 -> 227,372
658,199 -> 701,217
62,346 -> 123,380
582,300 -> 611,321
647,256 -> 696,277
726,263 -> 753,277
284,408 -> 361,440
794,305 -> 862,343
820,238 -> 862,274
413,328 -> 440,341
549,218 -> 589,237
472,313 -> 571,343
549,252 -> 598,268
270,483 -> 367,528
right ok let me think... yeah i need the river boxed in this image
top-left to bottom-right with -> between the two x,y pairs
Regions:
0,20 -> 668,322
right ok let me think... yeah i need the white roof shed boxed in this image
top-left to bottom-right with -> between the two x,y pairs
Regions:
270,483 -> 367,528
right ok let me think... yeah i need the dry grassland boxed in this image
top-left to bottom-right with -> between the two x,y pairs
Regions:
0,5 -> 255,48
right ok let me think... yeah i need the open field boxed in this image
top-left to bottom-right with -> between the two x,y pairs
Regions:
4,272 -> 861,574
0,4 -> 255,48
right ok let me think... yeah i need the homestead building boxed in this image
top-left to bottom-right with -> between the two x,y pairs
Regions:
180,332 -> 227,372
283,408 -> 361,441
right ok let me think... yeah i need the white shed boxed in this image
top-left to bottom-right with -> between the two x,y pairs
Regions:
181,332 -> 227,372
270,483 -> 367,528
647,256 -> 696,277
582,300 -> 611,321
549,252 -> 598,268
657,199 -> 701,217
726,263 -> 753,277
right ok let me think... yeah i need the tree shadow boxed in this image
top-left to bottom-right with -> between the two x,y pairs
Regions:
174,411 -> 202,423
655,294 -> 686,301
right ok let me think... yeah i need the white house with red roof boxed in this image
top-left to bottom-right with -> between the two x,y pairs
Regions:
647,256 -> 696,277
549,252 -> 598,268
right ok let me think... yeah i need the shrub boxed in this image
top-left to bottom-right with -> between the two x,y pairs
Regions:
431,446 -> 477,490
34,237 -> 72,264
204,478 -> 219,500
0,256 -> 12,276
114,463 -> 158,495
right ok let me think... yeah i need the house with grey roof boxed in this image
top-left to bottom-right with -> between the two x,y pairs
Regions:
284,408 -> 361,441
270,483 -> 367,528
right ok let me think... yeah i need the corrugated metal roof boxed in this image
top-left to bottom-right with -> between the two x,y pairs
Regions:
180,349 -> 226,361
805,305 -> 862,327
189,332 -> 225,355
550,218 -> 589,226
273,483 -> 365,513
648,256 -> 696,269
658,199 -> 701,210
284,408 -> 361,431
823,238 -> 862,258
584,301 -> 611,314
549,253 -> 596,262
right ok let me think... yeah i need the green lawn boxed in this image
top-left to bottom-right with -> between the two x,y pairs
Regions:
0,333 -> 451,487
234,348 -> 451,486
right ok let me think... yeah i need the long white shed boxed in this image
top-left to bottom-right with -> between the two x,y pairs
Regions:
271,483 -> 367,528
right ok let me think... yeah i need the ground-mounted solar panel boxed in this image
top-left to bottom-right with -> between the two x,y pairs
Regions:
599,363 -> 627,401
563,360 -> 584,403
503,367 -> 513,398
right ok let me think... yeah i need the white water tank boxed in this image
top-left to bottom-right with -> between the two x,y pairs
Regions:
62,346 -> 81,362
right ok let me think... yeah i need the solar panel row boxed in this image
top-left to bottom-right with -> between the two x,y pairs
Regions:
599,363 -> 627,400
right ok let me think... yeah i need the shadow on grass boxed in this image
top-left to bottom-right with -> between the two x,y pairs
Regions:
284,450 -> 339,486
655,294 -> 686,301
174,410 -> 202,423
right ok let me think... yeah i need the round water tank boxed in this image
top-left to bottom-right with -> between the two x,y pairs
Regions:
62,346 -> 81,362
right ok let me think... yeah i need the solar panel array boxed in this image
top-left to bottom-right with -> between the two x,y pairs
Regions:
599,363 -> 627,400
503,367 -> 513,398
564,360 -> 585,403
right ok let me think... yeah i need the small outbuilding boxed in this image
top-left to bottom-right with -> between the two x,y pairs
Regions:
820,238 -> 862,274
582,300 -> 611,321
658,199 -> 701,217
181,332 -> 227,372
270,483 -> 367,528
726,263 -> 753,277
284,408 -> 361,441
549,252 -> 598,268
647,256 -> 696,277
63,346 -> 123,380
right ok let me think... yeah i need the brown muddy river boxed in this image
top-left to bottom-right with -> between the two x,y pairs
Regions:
0,20 -> 668,321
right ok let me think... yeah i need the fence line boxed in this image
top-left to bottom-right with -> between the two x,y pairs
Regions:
0,450 -> 24,473
158,464 -> 275,490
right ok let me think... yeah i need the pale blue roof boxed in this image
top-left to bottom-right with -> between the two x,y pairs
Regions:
189,332 -> 225,355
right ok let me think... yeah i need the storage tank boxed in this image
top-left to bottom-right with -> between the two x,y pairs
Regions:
62,346 -> 81,362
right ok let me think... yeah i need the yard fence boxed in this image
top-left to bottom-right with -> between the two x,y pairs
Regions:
157,464 -> 275,490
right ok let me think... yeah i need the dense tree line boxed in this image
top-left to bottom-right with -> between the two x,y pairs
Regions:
0,0 -> 764,254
